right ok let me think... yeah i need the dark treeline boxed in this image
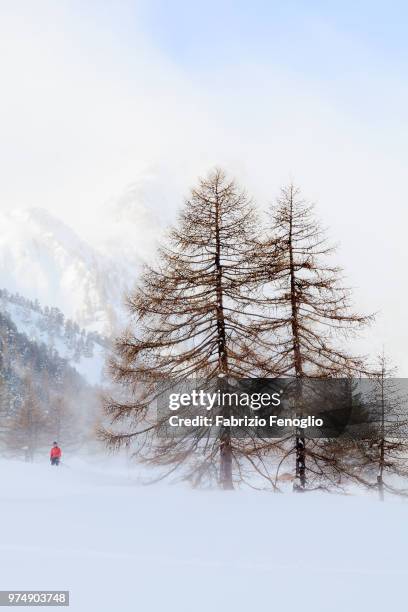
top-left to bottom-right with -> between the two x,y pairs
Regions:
100,168 -> 407,499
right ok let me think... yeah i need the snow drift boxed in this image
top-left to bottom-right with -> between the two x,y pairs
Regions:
0,457 -> 406,612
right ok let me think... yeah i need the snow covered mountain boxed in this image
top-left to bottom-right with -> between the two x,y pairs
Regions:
0,174 -> 166,383
0,167 -> 172,339
0,207 -> 132,335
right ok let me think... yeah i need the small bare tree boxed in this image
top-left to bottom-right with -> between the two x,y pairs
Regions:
47,392 -> 79,450
7,375 -> 48,461
359,354 -> 408,500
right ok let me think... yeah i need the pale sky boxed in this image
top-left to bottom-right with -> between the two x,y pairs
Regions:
0,0 -> 407,371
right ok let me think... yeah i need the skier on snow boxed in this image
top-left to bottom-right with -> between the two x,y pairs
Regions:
50,442 -> 62,466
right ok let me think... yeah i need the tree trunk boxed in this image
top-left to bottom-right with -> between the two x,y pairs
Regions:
214,186 -> 233,490
287,186 -> 306,491
378,368 -> 385,501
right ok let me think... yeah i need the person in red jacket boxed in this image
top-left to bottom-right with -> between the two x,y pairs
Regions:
50,442 -> 62,466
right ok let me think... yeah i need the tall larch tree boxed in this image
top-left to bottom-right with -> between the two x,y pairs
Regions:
261,184 -> 373,490
101,169 -> 277,489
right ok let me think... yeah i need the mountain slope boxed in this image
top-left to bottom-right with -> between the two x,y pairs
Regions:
0,171 -> 167,336
0,207 -> 131,335
0,289 -> 108,386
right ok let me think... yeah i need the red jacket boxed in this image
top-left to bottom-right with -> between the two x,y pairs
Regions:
50,446 -> 62,459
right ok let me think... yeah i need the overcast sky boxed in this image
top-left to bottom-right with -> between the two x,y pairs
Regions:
1,0 -> 407,370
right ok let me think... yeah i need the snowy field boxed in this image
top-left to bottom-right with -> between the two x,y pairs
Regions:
0,457 -> 407,612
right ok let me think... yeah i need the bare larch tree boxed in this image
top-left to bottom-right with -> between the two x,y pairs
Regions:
101,169 -> 276,489
260,184 -> 372,489
6,375 -> 48,462
357,354 -> 408,500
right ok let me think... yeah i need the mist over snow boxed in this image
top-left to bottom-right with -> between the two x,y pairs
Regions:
83,169 -> 168,264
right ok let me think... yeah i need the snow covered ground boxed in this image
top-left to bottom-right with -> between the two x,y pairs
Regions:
0,457 -> 407,612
